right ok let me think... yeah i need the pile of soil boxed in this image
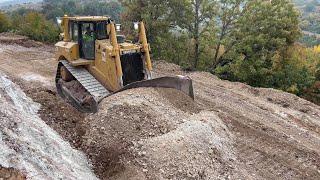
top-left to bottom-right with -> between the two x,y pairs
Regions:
0,166 -> 26,180
0,33 -> 43,48
82,88 -> 248,179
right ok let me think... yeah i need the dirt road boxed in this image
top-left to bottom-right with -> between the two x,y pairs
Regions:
0,34 -> 319,179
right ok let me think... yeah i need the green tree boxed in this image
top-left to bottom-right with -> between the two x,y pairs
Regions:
177,0 -> 216,69
217,0 -> 301,87
211,0 -> 245,70
0,11 -> 10,32
121,0 -> 172,43
42,0 -> 78,20
11,12 -> 59,42
121,0 -> 181,65
121,0 -> 217,69
42,0 -> 122,21
78,1 -> 122,21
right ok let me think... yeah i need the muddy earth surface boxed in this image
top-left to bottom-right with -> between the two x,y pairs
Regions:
0,34 -> 319,179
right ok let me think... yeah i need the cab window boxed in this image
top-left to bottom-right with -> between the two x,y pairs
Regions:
72,22 -> 78,41
96,21 -> 107,40
80,22 -> 95,60
82,23 -> 95,40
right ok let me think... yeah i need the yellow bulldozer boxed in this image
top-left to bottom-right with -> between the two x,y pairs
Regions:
55,15 -> 194,113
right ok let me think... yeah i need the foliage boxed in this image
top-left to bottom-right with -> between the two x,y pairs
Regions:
174,0 -> 217,69
121,0 -> 191,68
216,0 -> 301,87
0,11 -> 10,32
211,0 -> 246,70
42,0 -> 122,21
299,35 -> 320,47
272,45 -> 317,95
121,0 -> 173,43
11,11 -> 59,42
121,0 -> 217,69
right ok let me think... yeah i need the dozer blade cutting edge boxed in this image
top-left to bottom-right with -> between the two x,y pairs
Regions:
56,62 -> 194,113
116,76 -> 194,100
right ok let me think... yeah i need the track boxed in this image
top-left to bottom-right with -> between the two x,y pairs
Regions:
56,60 -> 109,112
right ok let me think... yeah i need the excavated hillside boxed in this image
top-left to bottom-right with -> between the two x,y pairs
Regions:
0,34 -> 319,179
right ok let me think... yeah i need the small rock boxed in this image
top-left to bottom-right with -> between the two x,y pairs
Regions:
159,169 -> 165,173
208,149 -> 213,154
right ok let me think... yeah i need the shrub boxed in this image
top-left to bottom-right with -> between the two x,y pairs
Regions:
12,12 -> 59,43
0,12 -> 10,32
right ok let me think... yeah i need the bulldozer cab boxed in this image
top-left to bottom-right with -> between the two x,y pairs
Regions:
69,20 -> 108,60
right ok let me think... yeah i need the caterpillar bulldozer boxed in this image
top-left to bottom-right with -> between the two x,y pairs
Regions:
55,15 -> 194,113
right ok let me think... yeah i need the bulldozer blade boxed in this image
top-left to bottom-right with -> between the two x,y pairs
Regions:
113,76 -> 194,100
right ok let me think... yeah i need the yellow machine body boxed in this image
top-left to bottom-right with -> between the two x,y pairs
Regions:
55,16 -> 152,92
54,15 -> 194,113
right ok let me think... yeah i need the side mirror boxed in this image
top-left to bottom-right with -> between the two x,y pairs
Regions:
116,24 -> 121,32
56,17 -> 62,26
133,22 -> 139,31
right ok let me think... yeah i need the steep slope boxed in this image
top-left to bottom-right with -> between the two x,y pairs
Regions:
0,74 -> 98,179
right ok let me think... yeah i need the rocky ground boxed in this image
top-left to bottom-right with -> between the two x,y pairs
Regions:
0,34 -> 319,179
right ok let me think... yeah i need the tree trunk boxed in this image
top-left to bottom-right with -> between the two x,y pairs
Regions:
193,0 -> 200,70
213,43 -> 221,68
194,39 -> 200,69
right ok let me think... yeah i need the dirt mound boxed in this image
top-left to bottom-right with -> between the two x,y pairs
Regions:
133,111 -> 247,179
153,60 -> 184,74
82,88 -> 250,179
0,33 -> 43,48
0,166 -> 26,180
83,88 -> 199,178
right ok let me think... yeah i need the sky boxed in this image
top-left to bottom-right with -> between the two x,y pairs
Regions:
0,0 -> 39,3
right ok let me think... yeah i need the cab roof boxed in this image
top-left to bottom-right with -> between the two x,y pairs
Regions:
66,16 -> 110,22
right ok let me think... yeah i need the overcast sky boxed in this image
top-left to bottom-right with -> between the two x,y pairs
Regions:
0,0 -> 39,3
0,0 -> 14,2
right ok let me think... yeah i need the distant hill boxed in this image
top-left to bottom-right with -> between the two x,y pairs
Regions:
293,0 -> 320,46
0,0 -> 42,8
0,0 -> 42,11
